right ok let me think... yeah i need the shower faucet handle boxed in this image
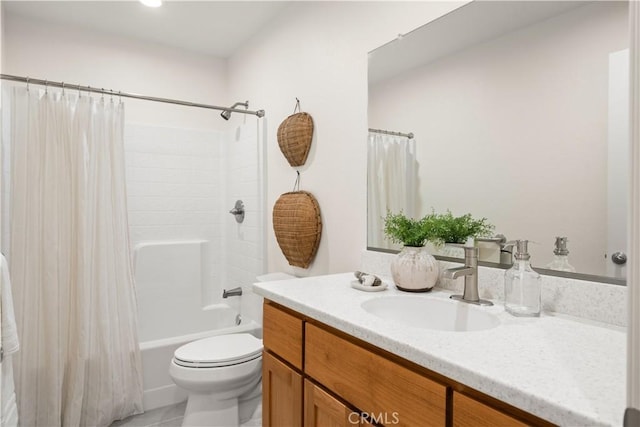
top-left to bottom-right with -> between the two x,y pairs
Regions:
229,200 -> 245,223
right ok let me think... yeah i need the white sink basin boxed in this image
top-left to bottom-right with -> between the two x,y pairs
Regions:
361,296 -> 500,332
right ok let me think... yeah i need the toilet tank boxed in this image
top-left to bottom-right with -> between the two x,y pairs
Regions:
256,272 -> 296,282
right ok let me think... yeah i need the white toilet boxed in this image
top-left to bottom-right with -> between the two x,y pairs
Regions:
169,333 -> 263,427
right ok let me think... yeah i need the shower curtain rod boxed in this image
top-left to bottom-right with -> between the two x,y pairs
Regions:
0,74 -> 265,118
368,127 -> 414,139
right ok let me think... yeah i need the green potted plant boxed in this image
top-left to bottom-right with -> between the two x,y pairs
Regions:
383,211 -> 439,292
383,211 -> 432,247
424,210 -> 494,246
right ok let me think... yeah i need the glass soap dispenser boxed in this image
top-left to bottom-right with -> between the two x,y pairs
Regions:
545,236 -> 576,272
504,240 -> 541,317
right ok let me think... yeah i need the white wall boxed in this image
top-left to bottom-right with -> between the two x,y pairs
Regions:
3,14 -> 228,130
227,1 -> 466,277
368,2 -> 628,275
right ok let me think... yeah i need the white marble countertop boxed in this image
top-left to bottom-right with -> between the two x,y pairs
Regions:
252,272 -> 626,427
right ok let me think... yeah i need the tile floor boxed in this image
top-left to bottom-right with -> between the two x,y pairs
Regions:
110,402 -> 262,427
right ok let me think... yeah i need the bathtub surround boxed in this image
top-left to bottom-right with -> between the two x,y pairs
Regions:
134,241 -> 237,343
6,87 -> 143,426
125,121 -> 265,314
126,121 -> 265,411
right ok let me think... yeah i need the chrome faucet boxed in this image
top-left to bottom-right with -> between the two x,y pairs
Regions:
222,287 -> 243,298
444,246 -> 493,306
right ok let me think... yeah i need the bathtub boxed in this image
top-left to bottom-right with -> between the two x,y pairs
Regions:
140,317 -> 262,411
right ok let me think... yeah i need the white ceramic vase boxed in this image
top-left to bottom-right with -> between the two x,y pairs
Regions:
390,246 -> 440,292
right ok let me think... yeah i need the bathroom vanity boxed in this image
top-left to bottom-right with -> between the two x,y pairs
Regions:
253,273 -> 626,426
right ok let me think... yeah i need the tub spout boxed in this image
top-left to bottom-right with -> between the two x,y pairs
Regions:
223,287 -> 243,298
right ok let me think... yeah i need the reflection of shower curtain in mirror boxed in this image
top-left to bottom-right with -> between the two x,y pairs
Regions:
367,132 -> 418,249
5,86 -> 143,426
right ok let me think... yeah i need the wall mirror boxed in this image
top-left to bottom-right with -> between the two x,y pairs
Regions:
367,0 -> 629,284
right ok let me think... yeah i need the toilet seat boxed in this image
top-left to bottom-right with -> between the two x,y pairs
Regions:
174,333 -> 263,368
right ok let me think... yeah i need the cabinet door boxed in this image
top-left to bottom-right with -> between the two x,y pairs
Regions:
453,392 -> 528,427
263,351 -> 303,427
304,380 -> 361,427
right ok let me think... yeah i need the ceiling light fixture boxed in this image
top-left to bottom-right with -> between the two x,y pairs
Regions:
139,0 -> 162,8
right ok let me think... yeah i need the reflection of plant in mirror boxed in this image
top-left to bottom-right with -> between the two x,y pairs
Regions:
425,210 -> 494,245
383,211 -> 432,247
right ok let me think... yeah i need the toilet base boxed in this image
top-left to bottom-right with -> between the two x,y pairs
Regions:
239,379 -> 261,423
182,395 -> 238,427
180,379 -> 262,427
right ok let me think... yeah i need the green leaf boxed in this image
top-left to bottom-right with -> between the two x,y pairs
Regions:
383,210 -> 494,247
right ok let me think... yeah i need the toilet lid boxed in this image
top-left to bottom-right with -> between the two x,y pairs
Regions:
174,334 -> 263,368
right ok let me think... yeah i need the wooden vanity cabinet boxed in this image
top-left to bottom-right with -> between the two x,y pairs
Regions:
262,300 -> 552,427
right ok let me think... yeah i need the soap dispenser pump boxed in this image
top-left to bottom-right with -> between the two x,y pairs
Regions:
504,240 -> 541,317
545,236 -> 576,272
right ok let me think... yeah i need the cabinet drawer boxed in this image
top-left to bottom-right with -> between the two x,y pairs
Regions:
305,323 -> 447,427
453,392 -> 528,427
263,302 -> 304,370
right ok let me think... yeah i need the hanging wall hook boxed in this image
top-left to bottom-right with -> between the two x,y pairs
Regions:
292,170 -> 301,192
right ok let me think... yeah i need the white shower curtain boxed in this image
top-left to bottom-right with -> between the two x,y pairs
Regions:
367,132 -> 418,249
6,87 -> 143,426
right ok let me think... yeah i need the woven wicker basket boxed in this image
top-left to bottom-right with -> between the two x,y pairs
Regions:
277,112 -> 314,167
273,191 -> 322,268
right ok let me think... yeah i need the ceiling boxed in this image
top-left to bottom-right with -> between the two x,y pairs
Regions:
2,1 -> 290,58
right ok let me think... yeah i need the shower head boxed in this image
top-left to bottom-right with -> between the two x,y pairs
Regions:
220,101 -> 249,120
